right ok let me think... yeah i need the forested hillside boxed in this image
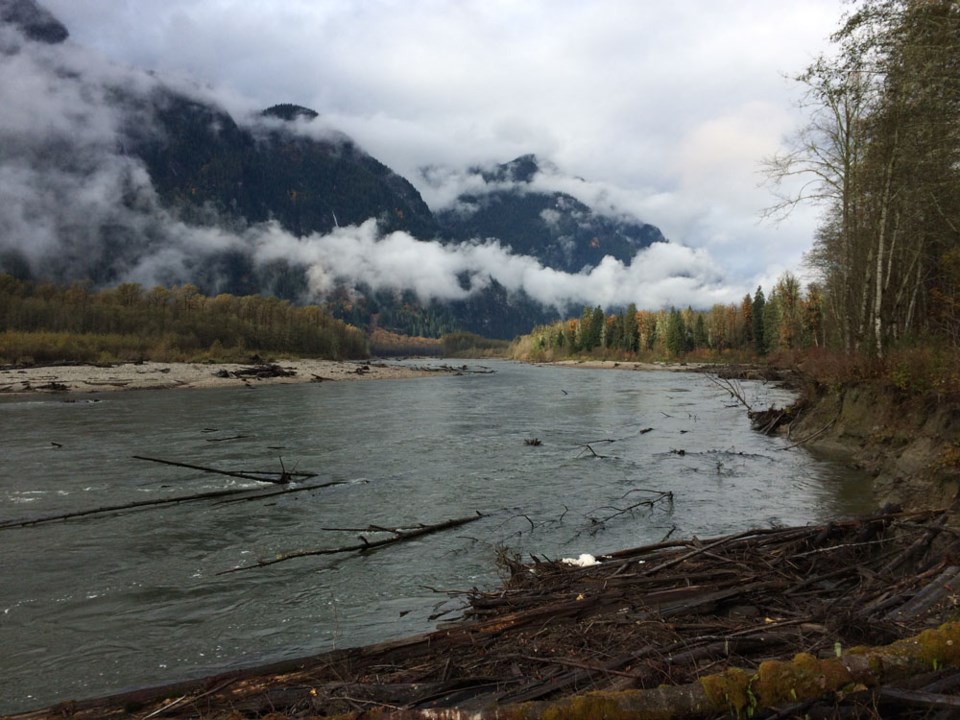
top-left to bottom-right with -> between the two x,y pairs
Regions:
130,97 -> 441,245
437,155 -> 665,274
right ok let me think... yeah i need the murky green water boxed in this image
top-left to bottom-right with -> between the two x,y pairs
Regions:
0,360 -> 872,713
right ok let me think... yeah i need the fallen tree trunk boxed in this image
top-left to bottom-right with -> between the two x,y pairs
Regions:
0,480 -> 344,529
133,455 -> 315,483
218,513 -> 485,575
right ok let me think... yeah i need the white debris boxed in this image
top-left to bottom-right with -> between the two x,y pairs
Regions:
561,553 -> 600,567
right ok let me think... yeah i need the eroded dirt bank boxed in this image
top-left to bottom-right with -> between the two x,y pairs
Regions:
780,382 -> 960,511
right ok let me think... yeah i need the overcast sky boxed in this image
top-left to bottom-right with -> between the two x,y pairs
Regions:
34,0 -> 845,305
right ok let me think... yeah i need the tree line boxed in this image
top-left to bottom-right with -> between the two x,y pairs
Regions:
518,271 -> 821,361
0,274 -> 368,364
765,0 -> 960,356
520,0 -> 960,391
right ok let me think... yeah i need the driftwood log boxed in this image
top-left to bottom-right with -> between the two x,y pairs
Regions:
217,513 -> 485,575
132,455 -> 315,484
0,480 -> 345,530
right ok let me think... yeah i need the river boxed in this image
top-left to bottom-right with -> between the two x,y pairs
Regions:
0,360 -> 872,713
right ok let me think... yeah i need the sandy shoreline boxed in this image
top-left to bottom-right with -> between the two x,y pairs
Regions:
0,358 -> 712,395
0,359 -> 457,395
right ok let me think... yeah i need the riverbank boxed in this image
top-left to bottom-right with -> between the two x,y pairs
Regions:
550,358 -> 960,512
0,357 -> 731,396
0,357 -> 713,396
9,508 -> 960,720
0,359 -> 461,395
784,383 -> 960,512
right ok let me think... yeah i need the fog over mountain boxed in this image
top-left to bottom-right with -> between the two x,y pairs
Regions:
0,1 -> 748,337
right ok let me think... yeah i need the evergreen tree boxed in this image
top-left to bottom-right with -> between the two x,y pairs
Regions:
622,303 -> 639,352
603,314 -> 621,349
740,294 -> 754,348
763,293 -> 782,354
665,308 -> 687,356
752,287 -> 767,355
693,314 -> 708,350
590,306 -> 605,349
577,305 -> 604,350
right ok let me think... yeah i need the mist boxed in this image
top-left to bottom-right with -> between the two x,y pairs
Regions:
248,218 -> 730,311
0,14 -> 742,313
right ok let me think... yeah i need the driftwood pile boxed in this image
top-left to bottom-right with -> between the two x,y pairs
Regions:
212,363 -> 296,381
13,508 -> 960,720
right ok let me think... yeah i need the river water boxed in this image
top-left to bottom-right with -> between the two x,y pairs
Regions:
0,360 -> 872,713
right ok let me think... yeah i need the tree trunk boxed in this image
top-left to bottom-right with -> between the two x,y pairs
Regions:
873,131 -> 899,357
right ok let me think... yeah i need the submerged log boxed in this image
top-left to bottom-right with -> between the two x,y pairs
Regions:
0,480 -> 344,529
132,454 -> 315,484
218,513 -> 485,575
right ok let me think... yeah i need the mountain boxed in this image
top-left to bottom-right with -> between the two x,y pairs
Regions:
128,95 -> 441,242
0,2 -> 441,299
0,0 -> 67,43
437,155 -> 665,274
0,1 -> 666,340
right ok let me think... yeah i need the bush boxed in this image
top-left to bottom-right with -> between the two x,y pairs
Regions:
882,346 -> 960,399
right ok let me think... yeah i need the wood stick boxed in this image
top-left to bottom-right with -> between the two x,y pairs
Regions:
881,516 -> 947,575
217,513 -> 485,574
878,687 -> 960,710
0,484 -> 308,529
236,468 -> 317,479
886,566 -> 960,621
211,479 -> 350,505
132,455 -> 315,483
318,525 -> 402,533
637,529 -> 801,577
1,479 -> 345,529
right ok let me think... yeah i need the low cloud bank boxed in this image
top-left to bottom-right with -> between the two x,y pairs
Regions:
252,219 -> 732,311
0,19 -> 739,312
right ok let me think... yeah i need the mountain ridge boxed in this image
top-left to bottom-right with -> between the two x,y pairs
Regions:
0,1 -> 667,339
437,154 -> 665,275
0,0 -> 67,44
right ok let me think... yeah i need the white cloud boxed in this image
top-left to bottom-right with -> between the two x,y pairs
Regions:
7,0 -> 848,307
0,23 -> 740,311
250,219 -> 738,311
